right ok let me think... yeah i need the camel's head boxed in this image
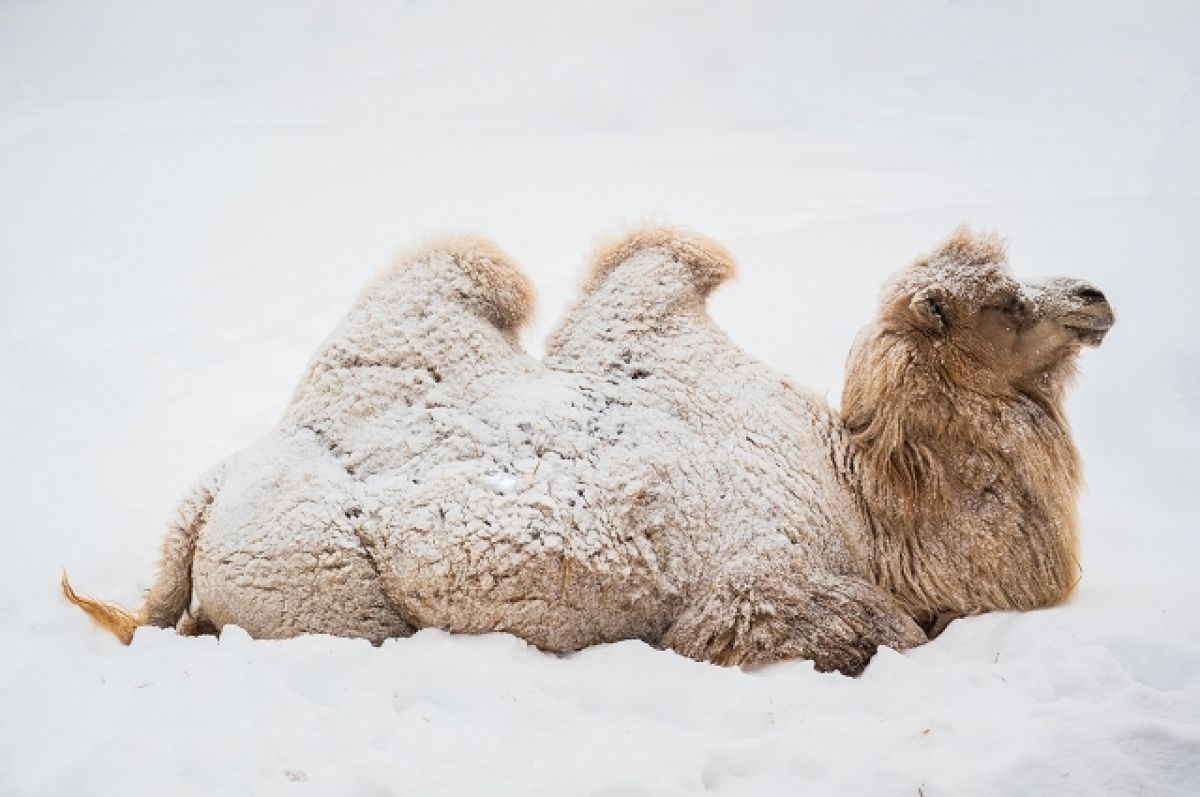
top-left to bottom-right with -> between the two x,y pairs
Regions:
874,228 -> 1114,399
845,228 -> 1114,619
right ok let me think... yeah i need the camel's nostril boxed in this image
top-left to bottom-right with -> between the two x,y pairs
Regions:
1074,286 -> 1107,305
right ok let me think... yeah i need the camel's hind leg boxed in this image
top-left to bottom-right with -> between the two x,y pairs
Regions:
177,607 -> 219,638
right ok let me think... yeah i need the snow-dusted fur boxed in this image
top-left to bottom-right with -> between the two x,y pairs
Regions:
64,226 -> 1113,675
843,230 -> 1114,635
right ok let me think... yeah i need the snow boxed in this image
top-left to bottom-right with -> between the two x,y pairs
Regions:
2,0 -> 1198,794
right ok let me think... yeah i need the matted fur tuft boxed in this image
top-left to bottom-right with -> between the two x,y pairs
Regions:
918,226 -> 1009,270
381,233 -> 536,332
584,224 -> 736,297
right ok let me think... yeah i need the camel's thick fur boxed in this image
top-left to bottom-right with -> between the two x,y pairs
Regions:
64,225 -> 1113,675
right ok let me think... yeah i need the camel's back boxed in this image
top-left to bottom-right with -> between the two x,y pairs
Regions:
191,229 -> 871,653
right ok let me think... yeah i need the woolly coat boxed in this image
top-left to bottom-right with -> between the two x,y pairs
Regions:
172,229 -> 924,673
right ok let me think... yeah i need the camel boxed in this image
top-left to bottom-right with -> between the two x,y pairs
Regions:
63,225 -> 1114,675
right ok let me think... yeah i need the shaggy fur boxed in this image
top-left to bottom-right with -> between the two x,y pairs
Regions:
64,225 -> 1113,674
842,228 -> 1112,631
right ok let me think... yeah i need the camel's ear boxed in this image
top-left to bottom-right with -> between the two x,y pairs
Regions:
910,286 -> 949,332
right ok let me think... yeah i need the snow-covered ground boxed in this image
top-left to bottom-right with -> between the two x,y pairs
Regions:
2,1 -> 1199,794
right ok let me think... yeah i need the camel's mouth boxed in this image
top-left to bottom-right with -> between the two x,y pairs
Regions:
1065,324 -> 1111,347
1063,308 -> 1115,347
1050,282 -> 1114,348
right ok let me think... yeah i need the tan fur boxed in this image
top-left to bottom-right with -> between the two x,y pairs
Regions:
915,226 -> 1008,274
584,224 -> 736,297
372,233 -> 536,333
61,571 -> 139,644
842,227 -> 1110,627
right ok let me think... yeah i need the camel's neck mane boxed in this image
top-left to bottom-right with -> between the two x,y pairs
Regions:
840,328 -> 1082,625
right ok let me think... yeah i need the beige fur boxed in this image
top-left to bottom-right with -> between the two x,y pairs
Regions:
843,227 -> 1112,629
64,225 -> 1112,675
374,233 -> 536,334
585,224 -> 736,297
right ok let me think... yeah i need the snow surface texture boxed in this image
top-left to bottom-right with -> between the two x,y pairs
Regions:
2,1 -> 1198,795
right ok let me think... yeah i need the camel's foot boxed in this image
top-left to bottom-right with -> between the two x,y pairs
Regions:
662,572 -> 926,676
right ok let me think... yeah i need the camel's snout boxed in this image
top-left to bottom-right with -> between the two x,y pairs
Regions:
1062,280 -> 1114,347
1026,278 -> 1115,347
1072,284 -> 1108,306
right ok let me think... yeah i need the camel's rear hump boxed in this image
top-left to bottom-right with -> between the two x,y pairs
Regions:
286,235 -> 537,433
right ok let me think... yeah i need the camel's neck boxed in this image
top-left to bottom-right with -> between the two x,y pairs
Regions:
840,331 -> 1082,623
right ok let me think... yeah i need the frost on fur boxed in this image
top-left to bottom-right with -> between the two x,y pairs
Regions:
66,225 -> 1113,675
374,234 -> 536,333
583,225 -> 736,297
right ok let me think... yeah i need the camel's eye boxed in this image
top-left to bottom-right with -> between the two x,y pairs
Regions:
981,296 -> 1027,335
1003,297 -> 1025,318
990,296 -> 1027,326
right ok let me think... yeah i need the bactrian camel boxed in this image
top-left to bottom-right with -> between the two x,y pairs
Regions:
64,226 -> 1114,674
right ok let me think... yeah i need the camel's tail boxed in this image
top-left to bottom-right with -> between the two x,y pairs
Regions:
61,571 -> 140,644
62,468 -> 222,644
